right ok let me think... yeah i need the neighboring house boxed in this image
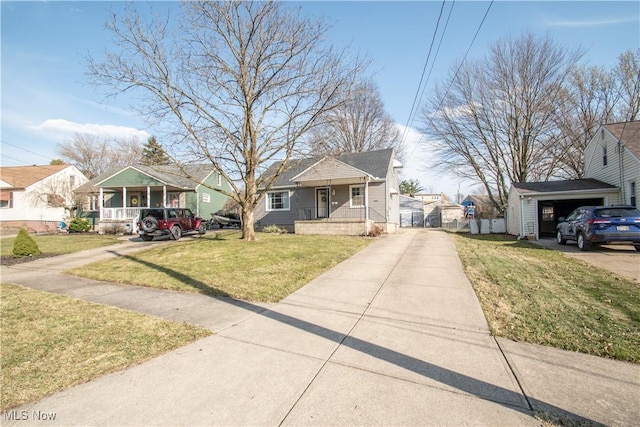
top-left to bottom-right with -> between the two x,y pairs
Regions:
424,199 -> 465,228
81,164 -> 231,233
254,148 -> 402,235
461,195 -> 501,219
399,194 -> 424,227
0,164 -> 88,234
507,120 -> 639,239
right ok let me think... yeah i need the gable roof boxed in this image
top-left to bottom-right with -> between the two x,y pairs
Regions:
602,120 -> 640,158
512,179 -> 618,194
262,148 -> 396,188
95,164 -> 215,189
0,165 -> 72,189
291,157 -> 373,182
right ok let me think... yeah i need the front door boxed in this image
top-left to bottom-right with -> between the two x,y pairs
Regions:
316,188 -> 329,219
129,192 -> 141,207
539,202 -> 556,236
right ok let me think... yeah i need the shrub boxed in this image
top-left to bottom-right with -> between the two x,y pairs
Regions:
101,223 -> 125,235
68,218 -> 91,233
368,224 -> 384,237
262,224 -> 282,234
12,228 -> 42,258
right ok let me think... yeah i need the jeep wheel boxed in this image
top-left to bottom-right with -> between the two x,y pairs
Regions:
556,230 -> 567,245
170,225 -> 182,240
141,216 -> 158,232
141,234 -> 154,241
577,232 -> 591,251
198,223 -> 206,235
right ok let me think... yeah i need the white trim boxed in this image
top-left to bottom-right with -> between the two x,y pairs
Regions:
349,184 -> 365,208
266,190 -> 290,211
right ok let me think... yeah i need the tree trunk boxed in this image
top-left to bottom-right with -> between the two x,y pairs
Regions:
241,207 -> 256,241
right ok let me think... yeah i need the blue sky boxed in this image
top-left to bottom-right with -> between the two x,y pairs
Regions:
1,1 -> 639,198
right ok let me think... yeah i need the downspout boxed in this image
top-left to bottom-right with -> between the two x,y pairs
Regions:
619,141 -> 625,204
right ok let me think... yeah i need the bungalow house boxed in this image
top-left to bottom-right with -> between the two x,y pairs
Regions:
254,148 -> 402,235
507,120 -> 639,239
85,164 -> 231,233
0,164 -> 88,234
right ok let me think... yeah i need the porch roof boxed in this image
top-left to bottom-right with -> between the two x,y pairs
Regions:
291,157 -> 373,187
260,148 -> 396,189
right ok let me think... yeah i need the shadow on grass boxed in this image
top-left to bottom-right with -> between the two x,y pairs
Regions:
113,250 -> 603,426
452,231 -> 553,250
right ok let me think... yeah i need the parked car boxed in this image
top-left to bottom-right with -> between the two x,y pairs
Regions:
137,208 -> 207,241
556,205 -> 640,251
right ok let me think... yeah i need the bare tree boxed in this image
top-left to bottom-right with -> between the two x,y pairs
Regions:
420,34 -> 582,212
28,175 -> 85,218
88,1 -> 363,240
56,133 -> 143,179
552,65 -> 617,178
614,49 -> 640,121
305,79 -> 405,161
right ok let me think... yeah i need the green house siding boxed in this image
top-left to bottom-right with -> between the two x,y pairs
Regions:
197,172 -> 232,219
101,168 -> 165,187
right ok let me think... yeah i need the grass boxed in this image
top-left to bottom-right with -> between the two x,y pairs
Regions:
451,233 -> 640,363
1,234 -> 121,257
0,283 -> 211,411
68,231 -> 373,302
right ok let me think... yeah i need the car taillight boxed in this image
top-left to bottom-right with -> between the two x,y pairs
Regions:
587,219 -> 610,225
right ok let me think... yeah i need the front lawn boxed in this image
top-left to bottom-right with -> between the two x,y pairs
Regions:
1,234 -> 121,258
68,232 -> 373,302
452,233 -> 640,363
0,283 -> 211,411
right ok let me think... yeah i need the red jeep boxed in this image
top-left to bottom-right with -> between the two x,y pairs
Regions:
137,208 -> 207,241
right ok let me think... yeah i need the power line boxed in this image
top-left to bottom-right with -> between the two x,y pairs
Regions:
401,0 -> 448,145
428,0 -> 494,127
1,140 -> 56,162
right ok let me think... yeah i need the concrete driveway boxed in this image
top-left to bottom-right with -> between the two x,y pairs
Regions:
533,238 -> 640,282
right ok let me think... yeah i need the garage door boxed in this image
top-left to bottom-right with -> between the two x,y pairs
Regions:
538,198 -> 604,236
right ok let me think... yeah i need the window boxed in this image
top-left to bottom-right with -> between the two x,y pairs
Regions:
631,181 -> 637,208
69,175 -> 75,188
217,173 -> 222,186
350,185 -> 364,207
266,191 -> 290,211
168,193 -> 180,207
0,191 -> 12,208
602,145 -> 608,167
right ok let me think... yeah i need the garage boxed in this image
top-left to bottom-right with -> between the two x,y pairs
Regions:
507,179 -> 621,239
537,197 -> 604,236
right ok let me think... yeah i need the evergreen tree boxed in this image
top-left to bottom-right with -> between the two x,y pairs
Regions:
141,136 -> 170,166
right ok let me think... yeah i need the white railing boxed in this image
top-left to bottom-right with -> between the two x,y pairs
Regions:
101,207 -> 141,220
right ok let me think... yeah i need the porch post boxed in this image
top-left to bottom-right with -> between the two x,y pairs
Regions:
147,186 -> 151,208
123,187 -> 127,207
99,187 -> 104,219
365,177 -> 370,235
163,186 -> 167,207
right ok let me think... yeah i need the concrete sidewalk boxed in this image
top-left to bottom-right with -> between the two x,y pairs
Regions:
2,229 -> 638,426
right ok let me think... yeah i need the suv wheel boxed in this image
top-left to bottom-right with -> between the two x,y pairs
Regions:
141,216 -> 158,232
170,225 -> 182,240
198,223 -> 206,235
577,232 -> 591,251
141,234 -> 154,241
556,230 -> 567,245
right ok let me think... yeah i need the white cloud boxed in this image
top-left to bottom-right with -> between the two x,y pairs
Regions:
544,16 -> 638,28
32,119 -> 150,141
396,123 -> 476,200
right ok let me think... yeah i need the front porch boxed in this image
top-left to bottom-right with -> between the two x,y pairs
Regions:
293,205 -> 385,235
